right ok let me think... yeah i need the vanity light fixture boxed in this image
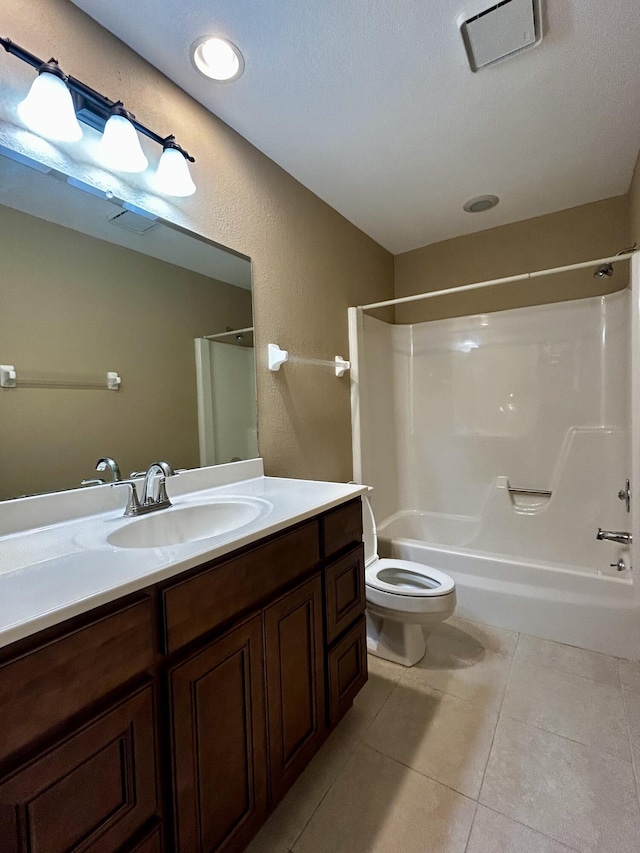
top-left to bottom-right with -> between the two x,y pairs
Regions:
98,106 -> 148,173
191,36 -> 244,81
17,59 -> 82,142
1,36 -> 196,196
154,139 -> 196,197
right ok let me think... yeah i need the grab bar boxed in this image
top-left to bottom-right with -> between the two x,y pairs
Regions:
507,487 -> 552,497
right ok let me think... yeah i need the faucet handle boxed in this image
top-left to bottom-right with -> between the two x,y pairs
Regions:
156,476 -> 170,505
618,479 -> 631,513
111,480 -> 142,517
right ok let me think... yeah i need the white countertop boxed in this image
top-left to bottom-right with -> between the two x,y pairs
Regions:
0,460 -> 367,650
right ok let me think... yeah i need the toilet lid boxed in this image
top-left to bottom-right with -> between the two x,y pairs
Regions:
366,558 -> 455,597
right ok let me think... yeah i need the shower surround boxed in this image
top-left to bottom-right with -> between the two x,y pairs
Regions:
350,286 -> 640,657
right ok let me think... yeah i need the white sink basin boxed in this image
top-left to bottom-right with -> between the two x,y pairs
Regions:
107,498 -> 271,549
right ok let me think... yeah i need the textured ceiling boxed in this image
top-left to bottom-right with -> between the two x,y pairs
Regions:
70,0 -> 640,254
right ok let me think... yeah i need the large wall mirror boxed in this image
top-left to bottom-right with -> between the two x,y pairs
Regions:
0,149 -> 256,501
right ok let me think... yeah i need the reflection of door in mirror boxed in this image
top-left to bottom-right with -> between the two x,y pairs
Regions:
195,337 -> 258,465
0,150 -> 256,501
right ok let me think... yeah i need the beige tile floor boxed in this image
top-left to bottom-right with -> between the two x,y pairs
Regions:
246,616 -> 640,853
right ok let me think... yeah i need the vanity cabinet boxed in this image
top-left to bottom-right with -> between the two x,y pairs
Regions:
0,497 -> 366,853
0,597 -> 154,764
168,615 -> 267,853
321,501 -> 368,727
0,684 -> 158,853
265,574 -> 326,803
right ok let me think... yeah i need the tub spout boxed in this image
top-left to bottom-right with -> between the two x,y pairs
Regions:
596,528 -> 632,545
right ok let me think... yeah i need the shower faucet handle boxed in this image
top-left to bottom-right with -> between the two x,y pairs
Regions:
618,479 -> 631,513
610,558 -> 627,572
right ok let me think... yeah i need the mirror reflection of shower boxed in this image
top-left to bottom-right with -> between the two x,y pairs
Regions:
195,327 -> 257,466
203,326 -> 254,347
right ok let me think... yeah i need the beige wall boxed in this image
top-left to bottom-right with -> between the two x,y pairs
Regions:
2,1 -> 638,490
0,204 -> 253,499
1,0 -> 394,484
631,148 -> 640,245
394,196 -> 631,324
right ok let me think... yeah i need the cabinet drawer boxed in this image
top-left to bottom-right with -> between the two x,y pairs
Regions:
325,544 -> 365,645
0,685 -> 158,853
327,617 -> 368,727
322,499 -> 362,559
0,598 -> 154,762
163,521 -> 320,653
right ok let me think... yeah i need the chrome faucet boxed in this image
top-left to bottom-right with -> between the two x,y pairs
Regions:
597,528 -> 633,545
143,461 -> 175,508
96,457 -> 122,482
112,461 -> 176,517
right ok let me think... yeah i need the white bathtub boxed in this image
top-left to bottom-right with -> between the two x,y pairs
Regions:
378,513 -> 640,659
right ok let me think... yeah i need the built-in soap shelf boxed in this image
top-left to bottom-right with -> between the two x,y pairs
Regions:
267,343 -> 350,377
0,365 -> 121,391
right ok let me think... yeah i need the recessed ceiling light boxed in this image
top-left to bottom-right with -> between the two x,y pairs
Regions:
191,37 -> 244,81
464,194 -> 500,213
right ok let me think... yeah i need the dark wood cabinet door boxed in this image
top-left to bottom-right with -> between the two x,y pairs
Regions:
324,545 -> 366,645
126,823 -> 163,852
328,616 -> 368,726
264,574 -> 326,804
168,614 -> 267,853
0,685 -> 158,853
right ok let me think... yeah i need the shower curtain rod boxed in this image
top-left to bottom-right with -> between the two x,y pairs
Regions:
356,251 -> 637,312
203,327 -> 254,341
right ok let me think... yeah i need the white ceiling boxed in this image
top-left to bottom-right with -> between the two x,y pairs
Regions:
70,0 -> 640,254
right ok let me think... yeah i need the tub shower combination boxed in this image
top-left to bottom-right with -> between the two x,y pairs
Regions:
350,253 -> 640,658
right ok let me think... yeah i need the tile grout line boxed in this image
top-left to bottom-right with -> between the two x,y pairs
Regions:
478,803 -> 583,853
361,740 -> 479,805
289,672 -> 403,852
496,707 -> 633,764
446,618 -> 627,687
619,662 -> 640,809
395,672 -> 502,717
495,637 -> 634,763
287,733 -> 361,851
475,634 -> 595,853
462,801 -> 479,853
475,631 -> 520,804
513,655 -> 625,690
515,636 -> 623,689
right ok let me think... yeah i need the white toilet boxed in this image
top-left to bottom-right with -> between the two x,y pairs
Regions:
363,492 -> 457,666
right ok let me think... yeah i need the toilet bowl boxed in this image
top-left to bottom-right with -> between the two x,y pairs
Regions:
362,493 -> 456,666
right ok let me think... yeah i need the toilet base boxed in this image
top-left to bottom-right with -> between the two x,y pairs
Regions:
366,612 -> 427,667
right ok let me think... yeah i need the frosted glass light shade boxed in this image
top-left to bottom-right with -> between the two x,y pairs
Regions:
154,147 -> 196,197
17,71 -> 82,142
99,114 -> 148,173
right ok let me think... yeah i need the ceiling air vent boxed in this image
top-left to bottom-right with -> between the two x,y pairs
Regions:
107,208 -> 158,235
458,0 -> 543,72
